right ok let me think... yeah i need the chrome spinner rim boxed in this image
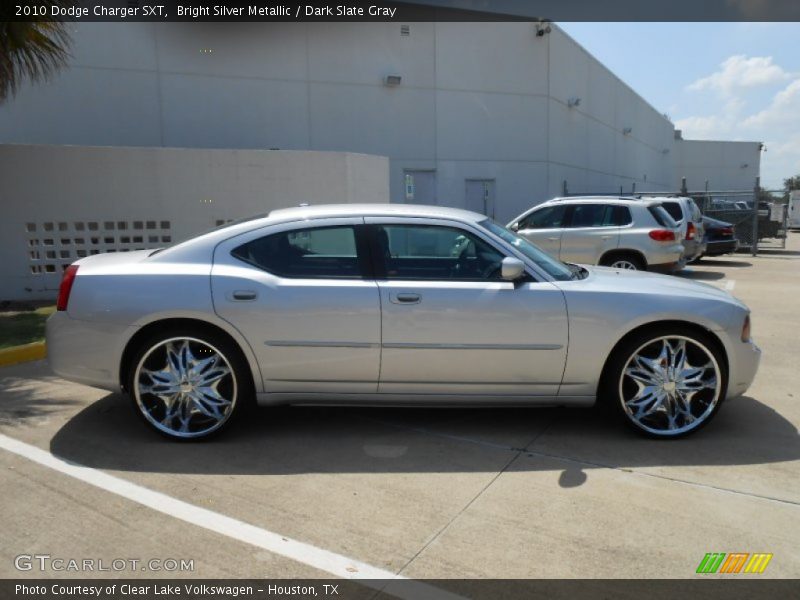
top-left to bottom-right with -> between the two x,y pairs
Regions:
618,335 -> 721,436
611,259 -> 638,270
134,337 -> 237,438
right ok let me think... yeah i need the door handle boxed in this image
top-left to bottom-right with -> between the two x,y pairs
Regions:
231,290 -> 257,301
547,237 -> 559,241
601,235 -> 612,240
391,292 -> 421,304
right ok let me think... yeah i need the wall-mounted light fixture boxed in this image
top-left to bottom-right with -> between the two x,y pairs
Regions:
567,97 -> 581,108
623,127 -> 633,135
384,74 -> 402,86
535,23 -> 552,37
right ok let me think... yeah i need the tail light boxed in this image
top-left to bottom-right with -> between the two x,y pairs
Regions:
56,265 -> 79,311
721,227 -> 734,236
686,222 -> 696,240
741,314 -> 751,342
648,229 -> 676,242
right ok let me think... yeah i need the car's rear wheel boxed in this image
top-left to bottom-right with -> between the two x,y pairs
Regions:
603,328 -> 727,438
128,329 -> 251,440
600,253 -> 645,271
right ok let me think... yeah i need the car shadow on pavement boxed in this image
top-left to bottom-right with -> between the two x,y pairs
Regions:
49,393 -> 800,483
695,259 -> 752,268
674,269 -> 726,281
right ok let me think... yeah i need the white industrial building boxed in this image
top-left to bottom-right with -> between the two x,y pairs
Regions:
0,22 -> 762,299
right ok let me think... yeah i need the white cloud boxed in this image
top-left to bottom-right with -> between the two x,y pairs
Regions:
687,55 -> 791,96
679,72 -> 800,187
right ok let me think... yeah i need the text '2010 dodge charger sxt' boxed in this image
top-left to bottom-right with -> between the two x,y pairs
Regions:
46,204 -> 761,440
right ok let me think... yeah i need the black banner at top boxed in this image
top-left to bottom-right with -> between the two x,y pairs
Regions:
4,0 -> 800,22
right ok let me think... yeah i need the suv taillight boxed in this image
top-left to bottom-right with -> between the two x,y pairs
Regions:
686,222 -> 696,240
648,229 -> 676,242
721,226 -> 734,236
56,265 -> 79,311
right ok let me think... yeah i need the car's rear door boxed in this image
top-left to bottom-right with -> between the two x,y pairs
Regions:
366,218 -> 568,397
211,218 -> 381,393
559,203 -> 621,264
511,204 -> 568,257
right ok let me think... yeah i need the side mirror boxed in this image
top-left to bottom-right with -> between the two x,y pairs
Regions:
509,222 -> 519,232
501,257 -> 525,281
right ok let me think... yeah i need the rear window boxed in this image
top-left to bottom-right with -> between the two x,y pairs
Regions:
648,205 -> 678,228
661,201 -> 684,222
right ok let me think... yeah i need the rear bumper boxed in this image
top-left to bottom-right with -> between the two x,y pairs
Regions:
46,311 -> 133,392
646,243 -> 685,272
705,239 -> 739,256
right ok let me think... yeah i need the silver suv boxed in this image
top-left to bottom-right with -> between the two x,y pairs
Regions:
508,197 -> 684,271
639,196 -> 706,264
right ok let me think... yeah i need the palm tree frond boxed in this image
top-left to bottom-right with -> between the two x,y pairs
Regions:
0,2 -> 74,102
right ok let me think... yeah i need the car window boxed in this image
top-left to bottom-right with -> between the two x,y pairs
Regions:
687,199 -> 702,221
518,205 -> 567,229
480,219 -> 574,281
648,205 -> 678,228
231,225 -> 360,278
373,224 -> 505,281
568,203 -> 623,228
612,205 -> 632,226
662,201 -> 684,222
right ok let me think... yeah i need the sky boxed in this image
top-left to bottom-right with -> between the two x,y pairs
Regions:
558,22 -> 800,190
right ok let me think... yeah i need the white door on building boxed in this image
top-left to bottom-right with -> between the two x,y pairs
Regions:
465,179 -> 495,219
403,170 -> 436,205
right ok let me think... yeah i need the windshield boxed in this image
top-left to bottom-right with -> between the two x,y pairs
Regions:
479,219 -> 575,281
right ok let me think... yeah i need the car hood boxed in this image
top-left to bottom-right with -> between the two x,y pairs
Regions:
567,265 -> 745,308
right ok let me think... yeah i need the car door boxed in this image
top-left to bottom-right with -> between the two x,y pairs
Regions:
511,204 -> 568,257
211,218 -> 381,394
559,203 -> 621,264
366,217 -> 568,397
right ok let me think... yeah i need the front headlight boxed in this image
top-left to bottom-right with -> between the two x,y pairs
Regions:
741,314 -> 751,342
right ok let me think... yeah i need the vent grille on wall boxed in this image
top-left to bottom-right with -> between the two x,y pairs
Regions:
25,220 -> 171,276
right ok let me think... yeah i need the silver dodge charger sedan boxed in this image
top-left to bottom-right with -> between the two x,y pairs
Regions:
46,204 -> 761,440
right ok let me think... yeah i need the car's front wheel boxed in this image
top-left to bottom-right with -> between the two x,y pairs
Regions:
603,327 -> 727,438
128,329 -> 251,440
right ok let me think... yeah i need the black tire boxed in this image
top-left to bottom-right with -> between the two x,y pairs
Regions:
599,252 -> 645,271
126,327 -> 254,441
600,326 -> 728,439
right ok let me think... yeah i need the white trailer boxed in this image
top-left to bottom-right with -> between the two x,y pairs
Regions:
790,190 -> 800,229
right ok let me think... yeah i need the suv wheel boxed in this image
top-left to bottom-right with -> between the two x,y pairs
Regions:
601,253 -> 645,271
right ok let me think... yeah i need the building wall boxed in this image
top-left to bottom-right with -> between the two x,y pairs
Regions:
674,139 -> 762,192
0,145 -> 388,300
0,22 -> 691,223
0,22 -> 764,236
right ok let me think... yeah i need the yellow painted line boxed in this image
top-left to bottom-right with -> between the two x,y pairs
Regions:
0,341 -> 46,367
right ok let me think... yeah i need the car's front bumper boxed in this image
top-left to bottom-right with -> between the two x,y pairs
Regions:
726,337 -> 761,399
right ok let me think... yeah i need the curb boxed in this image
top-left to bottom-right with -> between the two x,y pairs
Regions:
0,341 -> 47,368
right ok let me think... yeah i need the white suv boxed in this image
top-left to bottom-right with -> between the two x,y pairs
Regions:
508,197 -> 684,271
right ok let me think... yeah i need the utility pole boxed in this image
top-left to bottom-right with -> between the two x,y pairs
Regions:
752,177 -> 760,257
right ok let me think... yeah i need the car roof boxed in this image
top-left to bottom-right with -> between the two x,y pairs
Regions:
543,196 -> 662,207
268,203 -> 486,223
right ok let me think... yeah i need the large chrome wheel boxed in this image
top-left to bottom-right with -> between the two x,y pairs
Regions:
617,335 -> 723,437
132,336 -> 239,439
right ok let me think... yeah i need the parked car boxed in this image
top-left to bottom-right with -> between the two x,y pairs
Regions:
699,216 -> 739,258
47,204 -> 759,440
508,197 -> 684,271
639,196 -> 706,264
